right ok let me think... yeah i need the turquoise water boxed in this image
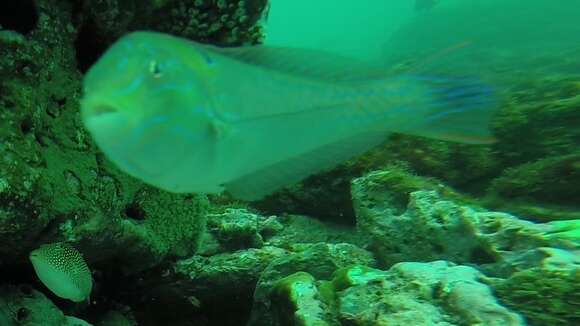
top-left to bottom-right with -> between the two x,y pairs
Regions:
265,0 -> 414,61
383,0 -> 580,72
266,0 -> 580,65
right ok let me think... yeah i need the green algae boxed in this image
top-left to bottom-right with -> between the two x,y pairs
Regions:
81,0 -> 267,46
330,265 -> 385,292
543,220 -> 580,244
487,154 -> 580,208
271,271 -> 338,326
483,153 -> 580,222
0,0 -> 82,260
133,190 -> 209,257
495,267 -> 580,325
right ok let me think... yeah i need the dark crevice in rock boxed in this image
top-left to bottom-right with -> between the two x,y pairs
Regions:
20,118 -> 33,135
0,1 -> 39,35
124,202 -> 146,220
470,246 -> 497,265
74,19 -> 109,73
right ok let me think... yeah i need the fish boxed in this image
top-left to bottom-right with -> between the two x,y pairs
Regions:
29,242 -> 93,303
80,31 -> 497,200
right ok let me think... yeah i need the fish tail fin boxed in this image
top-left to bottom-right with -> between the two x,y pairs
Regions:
387,41 -> 499,144
406,74 -> 498,144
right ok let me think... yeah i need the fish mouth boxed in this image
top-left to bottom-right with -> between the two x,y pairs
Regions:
82,103 -> 120,120
80,93 -> 121,120
89,104 -> 118,116
80,102 -> 170,180
80,101 -> 128,134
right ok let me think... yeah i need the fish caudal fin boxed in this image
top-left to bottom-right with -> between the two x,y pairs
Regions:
408,74 -> 498,144
390,41 -> 500,144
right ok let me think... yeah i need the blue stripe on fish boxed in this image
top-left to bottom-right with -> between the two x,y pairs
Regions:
129,115 -> 170,142
403,74 -> 498,144
114,76 -> 145,96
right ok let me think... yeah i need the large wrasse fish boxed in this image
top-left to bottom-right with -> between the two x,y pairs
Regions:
81,31 -> 497,200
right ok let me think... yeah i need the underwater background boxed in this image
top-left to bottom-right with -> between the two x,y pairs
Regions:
0,0 -> 578,325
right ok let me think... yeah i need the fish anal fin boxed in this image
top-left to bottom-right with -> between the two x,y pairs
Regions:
225,132 -> 388,200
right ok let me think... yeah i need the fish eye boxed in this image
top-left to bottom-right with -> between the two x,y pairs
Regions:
149,60 -> 163,78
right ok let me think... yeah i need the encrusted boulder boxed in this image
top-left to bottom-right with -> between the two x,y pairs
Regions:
352,169 -> 579,276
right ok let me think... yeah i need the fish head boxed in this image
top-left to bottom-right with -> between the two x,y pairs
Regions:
80,31 -> 219,188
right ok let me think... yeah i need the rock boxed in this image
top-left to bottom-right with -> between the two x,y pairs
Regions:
0,0 -> 209,274
118,245 -> 288,325
493,255 -> 580,326
204,208 -> 269,252
352,175 -> 491,266
352,170 -> 578,276
264,214 -> 363,250
336,261 -> 524,326
95,309 -> 137,326
270,272 -> 339,326
0,0 -> 82,263
84,0 -> 267,44
248,242 -> 376,326
171,246 -> 288,303
56,188 -> 209,274
487,154 -> 580,221
251,163 -> 364,224
0,285 -> 92,326
65,316 -> 93,326
127,209 -> 367,325
120,190 -> 209,262
247,261 -> 524,326
201,208 -> 363,255
75,0 -> 268,73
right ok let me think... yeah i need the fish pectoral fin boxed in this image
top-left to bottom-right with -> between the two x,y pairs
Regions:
224,132 -> 388,201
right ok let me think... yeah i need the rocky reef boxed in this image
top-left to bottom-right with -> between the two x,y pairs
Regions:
0,0 -> 579,325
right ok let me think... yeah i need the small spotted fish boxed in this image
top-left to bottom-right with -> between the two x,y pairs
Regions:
29,242 -> 93,302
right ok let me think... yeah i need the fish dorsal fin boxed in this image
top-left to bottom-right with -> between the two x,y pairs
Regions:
224,132 -> 388,201
205,44 -> 388,82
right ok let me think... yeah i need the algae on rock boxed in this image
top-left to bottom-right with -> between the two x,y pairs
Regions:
494,265 -> 580,326
336,261 -> 524,326
352,169 -> 579,276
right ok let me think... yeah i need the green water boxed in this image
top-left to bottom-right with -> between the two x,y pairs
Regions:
266,0 -> 580,65
265,0 -> 414,61
383,0 -> 580,70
